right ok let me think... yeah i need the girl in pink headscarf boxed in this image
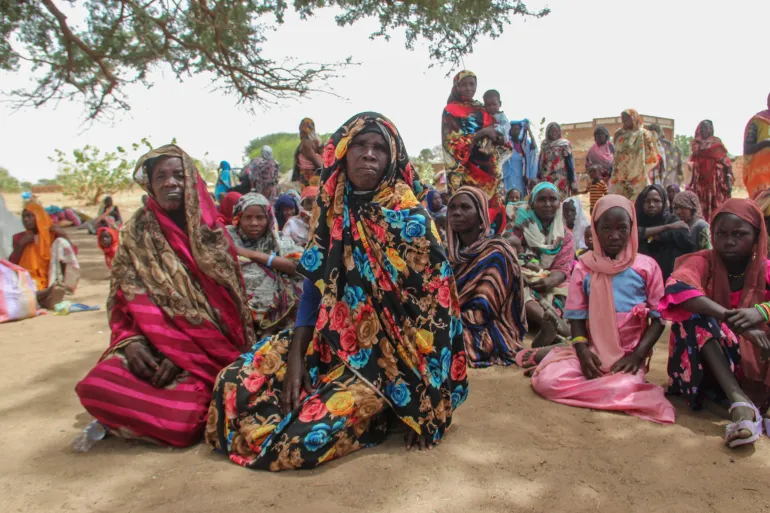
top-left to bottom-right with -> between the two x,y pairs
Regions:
529,194 -> 675,424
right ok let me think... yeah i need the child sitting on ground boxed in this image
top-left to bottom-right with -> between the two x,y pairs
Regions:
587,164 -> 608,213
524,194 -> 675,424
661,198 -> 770,448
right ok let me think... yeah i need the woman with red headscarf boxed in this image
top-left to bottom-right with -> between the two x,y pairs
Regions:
217,191 -> 242,225
97,226 -> 120,268
688,120 -> 733,221
442,70 -> 506,233
529,195 -> 674,424
74,145 -> 255,449
661,198 -> 770,448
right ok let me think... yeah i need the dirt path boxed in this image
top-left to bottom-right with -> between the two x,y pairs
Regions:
1,226 -> 769,513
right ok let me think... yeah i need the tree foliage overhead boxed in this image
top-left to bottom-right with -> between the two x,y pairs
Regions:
1,1 -> 547,120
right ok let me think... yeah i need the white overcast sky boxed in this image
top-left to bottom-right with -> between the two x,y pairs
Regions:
1,0 -> 769,182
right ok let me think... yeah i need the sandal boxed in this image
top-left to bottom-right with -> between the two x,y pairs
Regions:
725,402 -> 762,448
515,348 -> 538,369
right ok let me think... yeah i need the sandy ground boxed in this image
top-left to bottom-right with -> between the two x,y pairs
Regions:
1,190 -> 769,513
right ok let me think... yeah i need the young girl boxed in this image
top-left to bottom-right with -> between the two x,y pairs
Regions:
662,198 -> 770,448
530,194 -> 675,424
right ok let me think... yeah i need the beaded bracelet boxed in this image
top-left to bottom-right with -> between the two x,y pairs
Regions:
755,302 -> 770,322
570,336 -> 588,345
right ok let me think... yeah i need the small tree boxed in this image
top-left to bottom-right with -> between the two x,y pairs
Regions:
51,139 -> 152,205
0,167 -> 21,192
675,135 -> 693,158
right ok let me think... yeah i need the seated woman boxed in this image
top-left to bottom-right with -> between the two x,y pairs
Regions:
282,186 -> 317,247
636,185 -> 695,280
80,196 -> 122,235
97,225 -> 120,269
205,112 -> 467,471
216,191 -> 242,226
512,182 -> 574,348
227,193 -> 304,337
74,145 -> 255,448
530,195 -> 675,424
672,190 -> 711,251
9,202 -> 80,303
662,199 -> 770,448
446,186 -> 526,367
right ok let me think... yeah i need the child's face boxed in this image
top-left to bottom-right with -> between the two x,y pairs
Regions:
713,213 -> 757,265
484,95 -> 501,115
99,231 -> 113,249
584,226 -> 593,250
301,197 -> 315,211
595,207 -> 631,259
507,189 -> 521,203
282,205 -> 296,221
563,202 -> 577,230
589,167 -> 600,181
666,186 -> 678,201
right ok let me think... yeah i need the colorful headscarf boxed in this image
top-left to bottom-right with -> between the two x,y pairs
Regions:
111,144 -> 255,373
248,146 -> 280,202
97,226 -> 120,268
514,182 -> 565,267
447,70 -> 478,104
231,192 -> 282,255
217,191 -> 242,226
672,190 -> 703,224
586,125 -> 614,171
446,186 -> 491,264
670,198 -> 768,385
580,194 -> 639,370
299,118 -> 316,140
300,186 -> 318,202
541,122 -> 571,152
298,111 -> 464,439
18,202 -> 53,289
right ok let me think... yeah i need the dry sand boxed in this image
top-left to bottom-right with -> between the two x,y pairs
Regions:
1,190 -> 769,513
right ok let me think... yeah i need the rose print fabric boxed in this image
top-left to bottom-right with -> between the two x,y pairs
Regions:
206,112 -> 468,471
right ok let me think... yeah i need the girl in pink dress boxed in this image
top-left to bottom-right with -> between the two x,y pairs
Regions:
530,194 -> 675,424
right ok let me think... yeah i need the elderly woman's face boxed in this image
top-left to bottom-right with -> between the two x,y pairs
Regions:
448,194 -> 480,235
533,188 -> 560,223
240,205 -> 269,240
346,132 -> 390,191
547,124 -> 560,141
621,112 -> 634,130
150,157 -> 185,213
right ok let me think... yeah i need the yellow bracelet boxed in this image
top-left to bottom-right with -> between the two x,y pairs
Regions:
570,336 -> 588,345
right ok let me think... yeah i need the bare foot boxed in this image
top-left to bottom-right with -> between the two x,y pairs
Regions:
532,309 -> 559,348
405,430 -> 435,451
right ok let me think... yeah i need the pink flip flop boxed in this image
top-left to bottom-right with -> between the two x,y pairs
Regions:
726,402 -> 762,448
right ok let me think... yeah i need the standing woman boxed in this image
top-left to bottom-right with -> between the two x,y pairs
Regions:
689,120 -> 733,222
446,186 -> 527,367
610,109 -> 659,200
248,145 -> 280,203
585,125 -> 614,182
743,92 -> 770,199
442,70 -> 506,233
214,161 -> 238,201
538,122 -> 577,197
292,118 -> 324,190
635,185 -> 695,281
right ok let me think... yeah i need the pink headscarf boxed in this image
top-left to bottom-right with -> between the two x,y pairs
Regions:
579,194 -> 639,370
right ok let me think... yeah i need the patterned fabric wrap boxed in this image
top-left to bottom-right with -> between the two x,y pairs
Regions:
610,109 -> 659,200
442,70 -> 506,233
743,111 -> 770,198
539,122 -> 573,196
689,120 -> 733,221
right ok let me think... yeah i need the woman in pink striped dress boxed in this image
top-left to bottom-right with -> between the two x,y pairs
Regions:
75,145 -> 255,447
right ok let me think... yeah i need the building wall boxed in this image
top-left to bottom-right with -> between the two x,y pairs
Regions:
560,115 -> 675,175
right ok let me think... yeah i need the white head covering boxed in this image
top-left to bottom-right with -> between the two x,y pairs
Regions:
0,194 -> 25,259
564,197 -> 589,250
